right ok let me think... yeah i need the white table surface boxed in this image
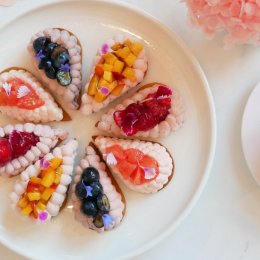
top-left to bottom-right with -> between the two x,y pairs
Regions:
1,0 -> 260,259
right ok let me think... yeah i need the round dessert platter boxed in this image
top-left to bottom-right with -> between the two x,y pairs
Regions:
0,1 -> 216,259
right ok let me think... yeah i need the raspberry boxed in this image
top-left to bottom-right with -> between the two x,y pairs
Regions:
0,137 -> 12,167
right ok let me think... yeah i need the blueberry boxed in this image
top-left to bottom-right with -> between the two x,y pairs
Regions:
51,46 -> 67,61
45,66 -> 56,79
97,194 -> 110,213
93,213 -> 104,228
82,167 -> 100,185
75,182 -> 87,200
90,182 -> 103,197
57,70 -> 71,86
43,42 -> 58,57
81,200 -> 98,217
33,37 -> 49,53
38,58 -> 52,70
53,52 -> 70,69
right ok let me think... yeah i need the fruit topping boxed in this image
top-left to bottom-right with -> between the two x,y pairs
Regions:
0,137 -> 12,167
82,167 -> 100,184
0,78 -> 45,110
33,37 -> 71,85
75,166 -> 114,229
113,85 -> 172,136
87,38 -> 144,102
106,146 -> 159,185
17,157 -> 63,221
81,200 -> 98,217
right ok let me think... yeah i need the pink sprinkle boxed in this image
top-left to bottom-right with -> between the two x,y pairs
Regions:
40,158 -> 50,169
39,211 -> 48,222
99,86 -> 110,95
100,43 -> 110,55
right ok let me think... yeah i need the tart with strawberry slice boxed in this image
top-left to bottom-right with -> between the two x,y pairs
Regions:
10,139 -> 78,222
96,83 -> 185,139
93,136 -> 174,194
0,68 -> 67,122
72,143 -> 125,232
81,34 -> 148,115
28,28 -> 82,110
0,123 -> 68,177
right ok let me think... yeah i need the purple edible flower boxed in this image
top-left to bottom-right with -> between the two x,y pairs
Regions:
99,86 -> 110,95
38,211 -> 48,222
100,43 -> 110,55
40,157 -> 50,169
36,49 -> 45,61
82,181 -> 93,197
60,63 -> 70,72
102,214 -> 114,229
143,167 -> 156,179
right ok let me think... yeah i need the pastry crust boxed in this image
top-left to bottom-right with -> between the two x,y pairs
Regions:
81,34 -> 148,115
93,136 -> 174,194
10,139 -> 78,221
96,82 -> 185,139
0,123 -> 68,177
72,142 -> 125,233
0,68 -> 70,122
28,28 -> 82,110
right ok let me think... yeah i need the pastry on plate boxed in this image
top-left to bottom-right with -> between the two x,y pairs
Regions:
28,28 -> 82,110
0,123 -> 68,177
93,136 -> 174,194
10,139 -> 78,222
72,142 -> 125,232
0,68 -> 67,122
96,83 -> 185,138
81,34 -> 148,115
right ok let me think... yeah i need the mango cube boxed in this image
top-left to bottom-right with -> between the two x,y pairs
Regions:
56,166 -> 63,176
21,205 -> 33,216
116,47 -> 131,59
112,60 -> 124,74
49,158 -> 63,170
18,197 -> 28,208
124,39 -> 132,48
88,75 -> 99,96
37,201 -> 46,211
111,43 -> 123,51
95,64 -> 104,77
30,177 -> 41,184
103,71 -> 113,83
98,78 -> 109,88
103,64 -> 113,72
130,42 -> 143,56
124,53 -> 137,67
54,173 -> 61,185
27,192 -> 41,201
41,168 -> 55,188
41,188 -> 54,201
103,53 -> 118,65
94,91 -> 107,103
111,84 -> 124,96
106,81 -> 118,92
122,67 -> 136,82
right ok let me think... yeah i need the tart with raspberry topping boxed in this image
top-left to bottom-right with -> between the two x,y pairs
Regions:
81,34 -> 148,115
0,123 -> 68,177
72,143 -> 125,232
93,136 -> 174,194
28,28 -> 82,110
0,68 -> 68,122
10,139 -> 78,222
96,83 -> 185,139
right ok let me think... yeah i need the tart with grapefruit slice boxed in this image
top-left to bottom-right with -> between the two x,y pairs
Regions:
93,136 -> 174,194
28,28 -> 82,110
96,83 -> 185,139
10,139 -> 78,222
0,68 -> 69,122
72,143 -> 125,232
0,123 -> 68,177
81,34 -> 148,115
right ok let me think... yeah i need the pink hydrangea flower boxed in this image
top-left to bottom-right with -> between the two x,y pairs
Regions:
184,0 -> 260,48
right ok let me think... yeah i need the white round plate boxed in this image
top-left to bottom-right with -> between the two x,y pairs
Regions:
0,1 -> 216,259
242,82 -> 260,185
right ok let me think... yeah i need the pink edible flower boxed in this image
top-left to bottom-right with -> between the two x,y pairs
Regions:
184,0 -> 260,48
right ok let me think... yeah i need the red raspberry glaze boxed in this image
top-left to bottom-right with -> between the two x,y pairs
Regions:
113,85 -> 172,136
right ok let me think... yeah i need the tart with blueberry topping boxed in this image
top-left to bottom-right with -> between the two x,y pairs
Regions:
96,83 -> 185,139
28,28 -> 82,110
93,136 -> 174,194
72,143 -> 125,232
10,139 -> 78,221
81,34 -> 148,115
0,123 -> 68,177
0,68 -> 68,122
